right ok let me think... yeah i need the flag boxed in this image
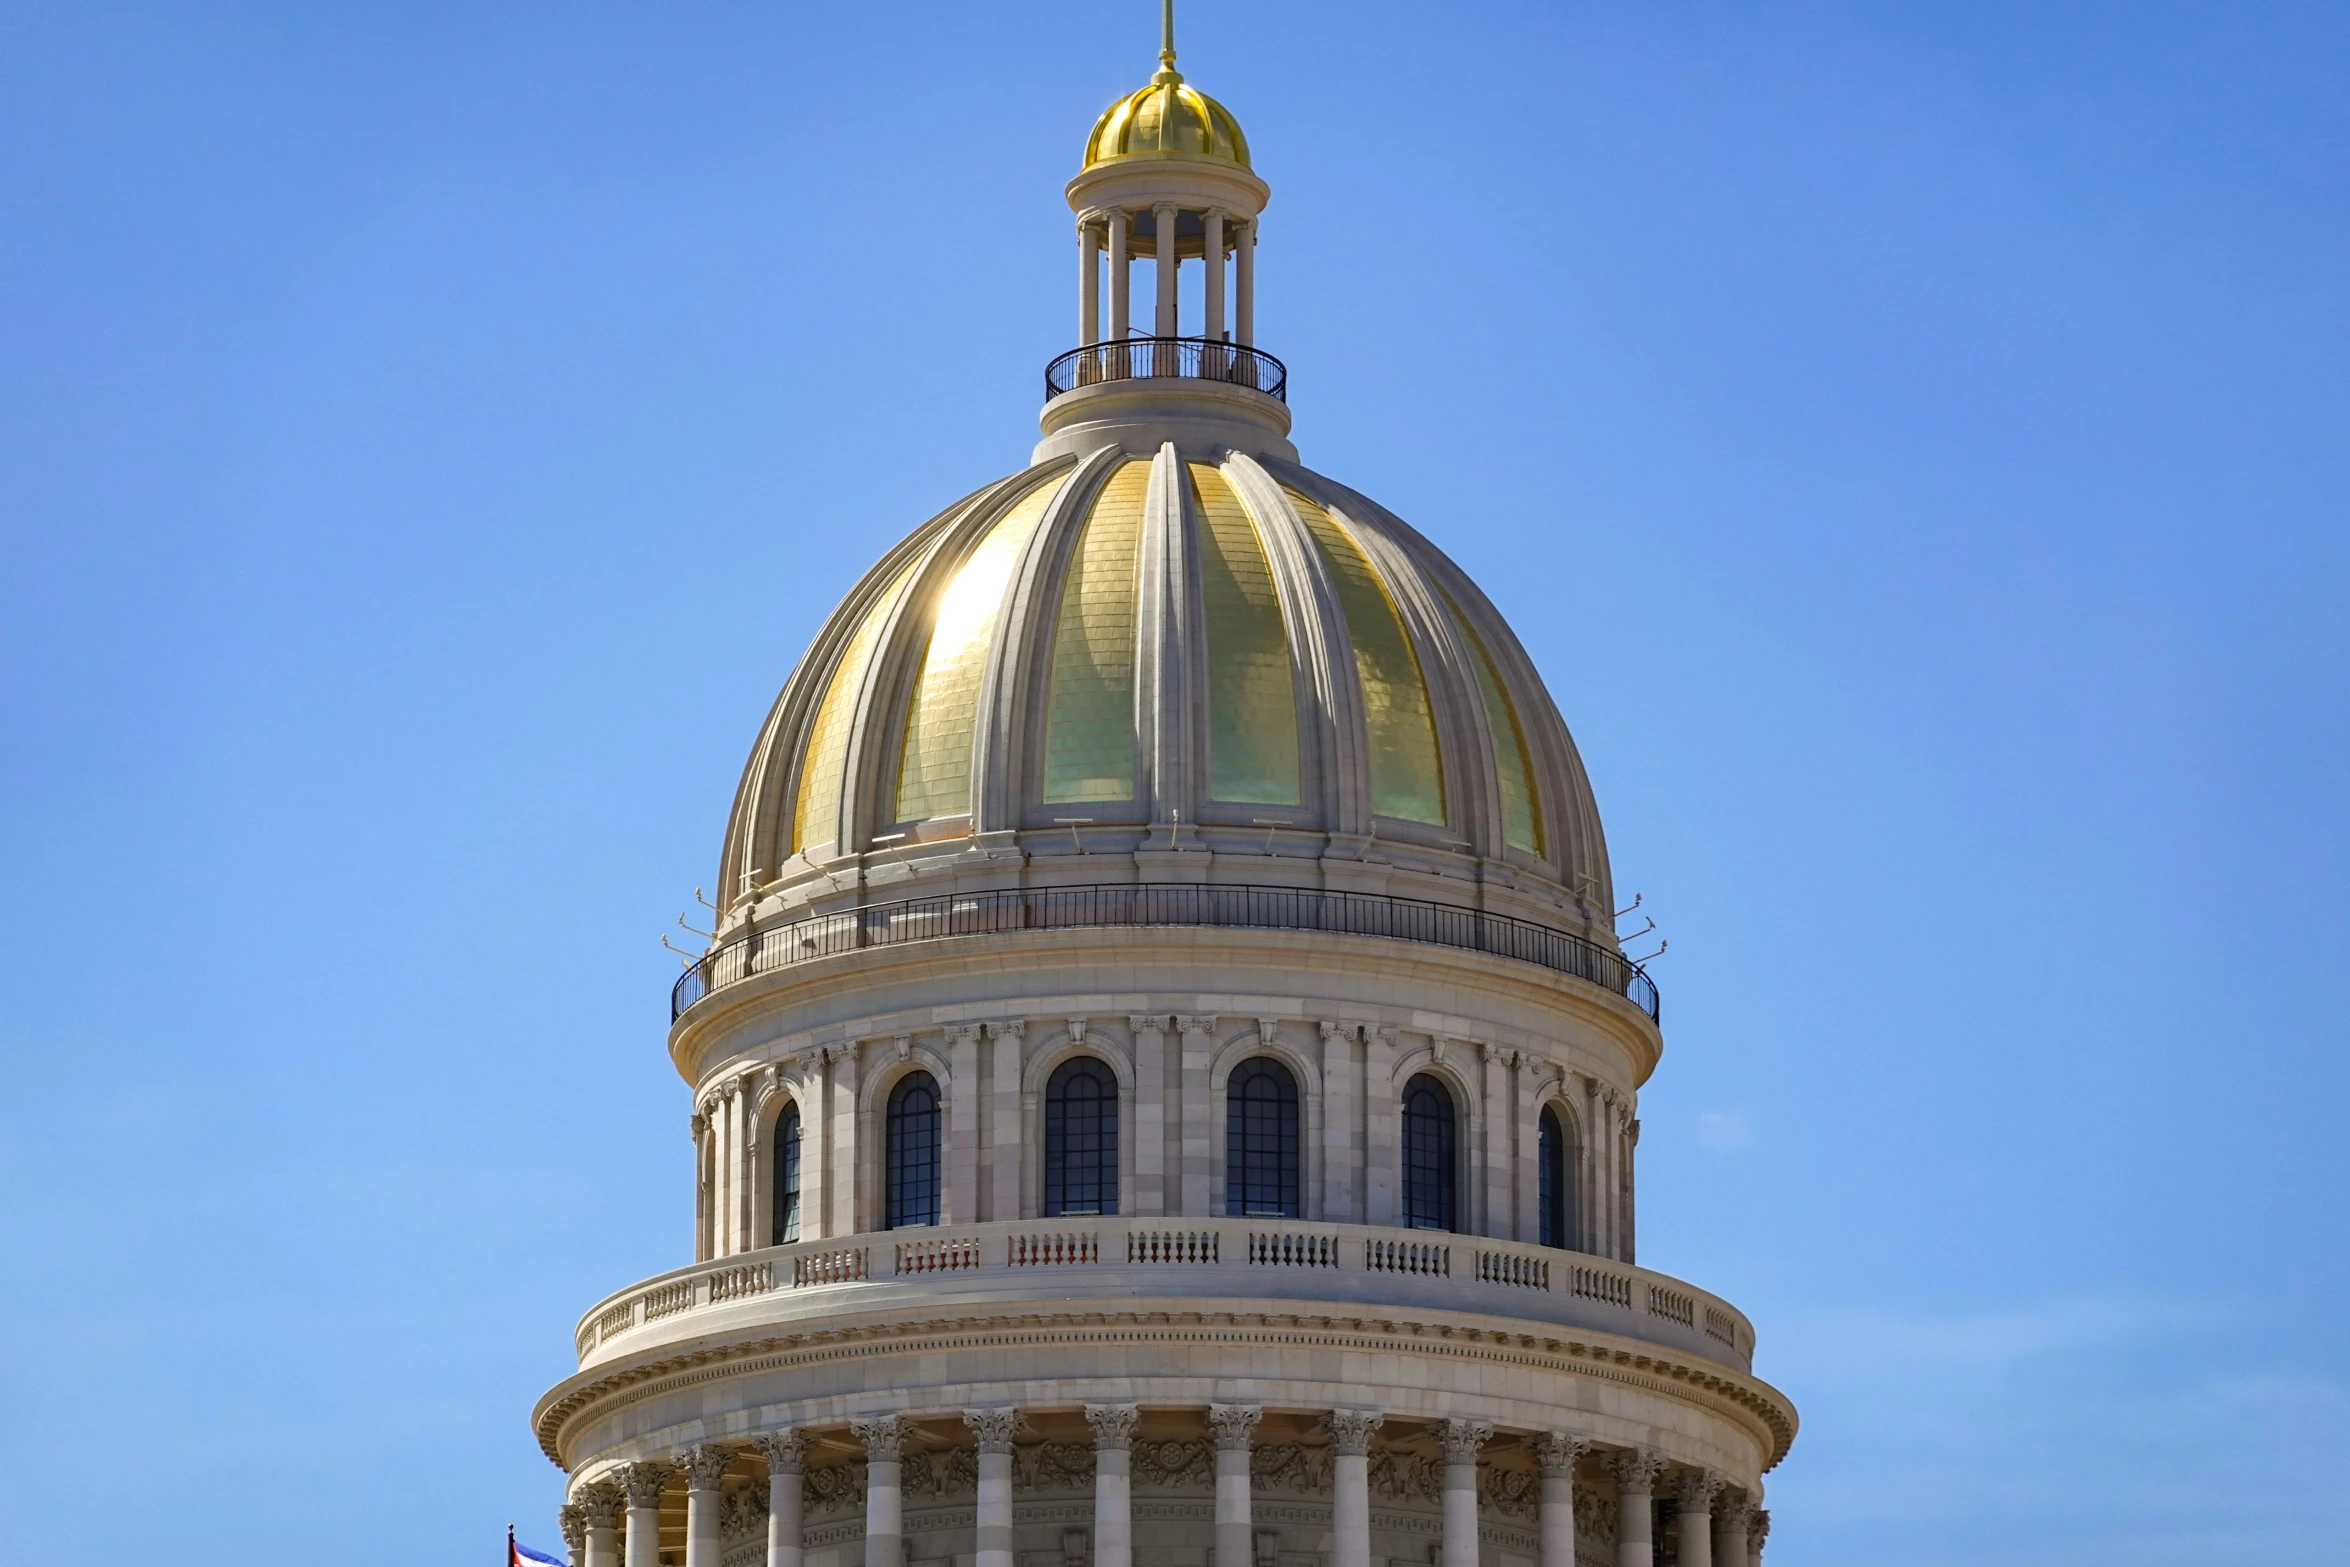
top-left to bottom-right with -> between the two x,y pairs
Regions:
511,1524 -> 565,1567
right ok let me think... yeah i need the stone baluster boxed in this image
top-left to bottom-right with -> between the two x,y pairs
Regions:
559,1503 -> 588,1567
1438,1419 -> 1492,1567
680,1445 -> 733,1567
852,1416 -> 907,1567
1711,1488 -> 1750,1567
1207,1403 -> 1262,1567
965,1408 -> 1021,1567
620,1462 -> 674,1567
1534,1433 -> 1589,1567
1609,1450 -> 1664,1567
757,1431 -> 809,1567
1087,1403 -> 1140,1567
1327,1410 -> 1383,1567
1672,1471 -> 1721,1567
577,1479 -> 624,1567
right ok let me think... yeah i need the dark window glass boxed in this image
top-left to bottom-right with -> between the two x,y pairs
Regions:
1402,1073 -> 1456,1231
1225,1058 -> 1300,1218
773,1103 -> 803,1245
1044,1057 -> 1120,1217
885,1071 -> 941,1228
1538,1105 -> 1573,1250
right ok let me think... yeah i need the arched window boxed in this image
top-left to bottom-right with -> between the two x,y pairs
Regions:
1538,1104 -> 1573,1250
1225,1058 -> 1300,1218
885,1071 -> 941,1228
773,1102 -> 803,1246
1402,1073 -> 1456,1231
1045,1057 -> 1120,1217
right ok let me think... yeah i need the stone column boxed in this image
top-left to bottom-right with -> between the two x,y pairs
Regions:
681,1444 -> 732,1567
692,1110 -> 713,1261
1327,1411 -> 1382,1567
620,1462 -> 674,1567
757,1431 -> 809,1567
1609,1451 -> 1663,1567
1108,208 -> 1131,342
1079,215 -> 1102,346
1673,1472 -> 1721,1567
1153,201 -> 1180,339
1087,1404 -> 1139,1567
1511,1055 -> 1538,1243
1479,1043 -> 1509,1236
1710,1490 -> 1749,1567
1202,208 -> 1226,344
1534,1434 -> 1589,1567
577,1479 -> 624,1567
830,1043 -> 861,1237
1748,1507 -> 1770,1567
560,1503 -> 588,1567
1438,1420 -> 1492,1567
1208,1404 -> 1262,1567
965,1408 -> 1020,1567
987,1020 -> 1025,1221
1234,219 -> 1255,346
851,1415 -> 907,1567
1129,1016 -> 1168,1214
1177,1017 -> 1215,1214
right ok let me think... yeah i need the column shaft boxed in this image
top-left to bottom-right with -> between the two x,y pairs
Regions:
1178,1018 -> 1213,1214
686,1483 -> 721,1567
987,1022 -> 1023,1221
1327,1411 -> 1382,1567
1108,209 -> 1131,343
948,1025 -> 981,1222
1080,220 -> 1101,346
1234,221 -> 1255,345
1203,209 -> 1226,342
1480,1044 -> 1509,1236
1534,1435 -> 1586,1567
975,1453 -> 1013,1567
1319,1023 -> 1358,1222
1610,1453 -> 1659,1567
1087,1404 -> 1138,1567
1363,1030 -> 1396,1224
1208,1405 -> 1262,1567
1153,202 -> 1179,338
1439,1421 -> 1491,1567
766,1450 -> 805,1567
621,1465 -> 671,1567
853,1418 -> 905,1567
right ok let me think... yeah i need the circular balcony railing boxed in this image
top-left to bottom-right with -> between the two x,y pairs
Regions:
1045,338 -> 1288,403
671,881 -> 1657,1022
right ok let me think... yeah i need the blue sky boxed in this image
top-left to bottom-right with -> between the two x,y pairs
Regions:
3,3 -> 2344,1562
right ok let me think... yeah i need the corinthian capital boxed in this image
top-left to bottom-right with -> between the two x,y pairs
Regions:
851,1414 -> 906,1463
1675,1468 -> 1724,1511
1437,1419 -> 1493,1466
1608,1448 -> 1664,1493
1750,1507 -> 1771,1549
680,1443 -> 734,1491
574,1478 -> 624,1528
1533,1432 -> 1590,1477
1326,1410 -> 1383,1456
619,1461 -> 675,1508
1206,1402 -> 1261,1451
756,1429 -> 810,1475
963,1406 -> 1022,1454
1084,1403 -> 1139,1451
558,1504 -> 587,1555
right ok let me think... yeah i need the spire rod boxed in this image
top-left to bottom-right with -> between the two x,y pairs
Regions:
1159,0 -> 1178,76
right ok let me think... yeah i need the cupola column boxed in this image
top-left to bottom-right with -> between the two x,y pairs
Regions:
1202,208 -> 1226,343
1085,1403 -> 1140,1567
1328,1410 -> 1383,1567
757,1431 -> 809,1567
619,1463 -> 673,1567
1107,208 -> 1132,348
1233,219 -> 1255,346
1079,215 -> 1102,347
964,1407 -> 1020,1567
1207,1404 -> 1262,1567
1154,201 -> 1180,338
576,1480 -> 623,1567
1439,1420 -> 1493,1567
682,1444 -> 732,1567
852,1416 -> 907,1567
1535,1434 -> 1590,1567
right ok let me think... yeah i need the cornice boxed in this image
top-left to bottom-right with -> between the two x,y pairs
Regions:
534,1305 -> 1795,1476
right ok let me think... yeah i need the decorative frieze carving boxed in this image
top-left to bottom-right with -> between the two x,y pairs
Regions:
906,1448 -> 979,1498
803,1462 -> 867,1516
1015,1441 -> 1097,1490
1207,1403 -> 1262,1451
719,1485 -> 771,1541
1249,1442 -> 1330,1494
1366,1450 -> 1441,1505
1084,1403 -> 1139,1451
1132,1439 -> 1215,1489
1478,1465 -> 1539,1522
1572,1489 -> 1617,1546
1326,1410 -> 1384,1456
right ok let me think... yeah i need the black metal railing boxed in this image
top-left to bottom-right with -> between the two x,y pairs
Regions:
1045,338 -> 1288,403
672,882 -> 1657,1023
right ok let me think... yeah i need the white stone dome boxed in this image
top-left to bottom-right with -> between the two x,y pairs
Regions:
717,444 -> 1616,940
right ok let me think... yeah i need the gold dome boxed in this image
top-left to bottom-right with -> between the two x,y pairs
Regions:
1083,67 -> 1250,170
